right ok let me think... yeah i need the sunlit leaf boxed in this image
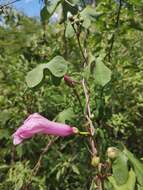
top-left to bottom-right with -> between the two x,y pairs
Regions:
26,65 -> 45,88
65,22 -> 75,38
80,5 -> 102,28
94,57 -> 112,86
124,148 -> 143,186
108,169 -> 136,190
26,56 -> 68,88
112,153 -> 129,185
46,56 -> 68,78
56,107 -> 75,123
72,165 -> 80,175
137,185 -> 143,190
104,180 -> 114,190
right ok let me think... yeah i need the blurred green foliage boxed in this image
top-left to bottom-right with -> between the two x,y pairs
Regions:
0,0 -> 143,189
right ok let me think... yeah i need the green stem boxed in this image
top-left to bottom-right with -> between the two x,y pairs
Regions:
79,131 -> 90,135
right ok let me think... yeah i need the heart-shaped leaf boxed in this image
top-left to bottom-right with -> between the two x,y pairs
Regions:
46,56 -> 68,77
26,56 -> 68,88
26,65 -> 45,88
94,57 -> 112,86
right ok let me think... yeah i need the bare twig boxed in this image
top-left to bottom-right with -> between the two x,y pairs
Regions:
72,24 -> 88,64
22,137 -> 58,190
0,0 -> 21,10
32,137 -> 58,176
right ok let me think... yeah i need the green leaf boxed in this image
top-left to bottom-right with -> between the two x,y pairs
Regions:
108,169 -> 136,190
112,153 -> 129,185
45,56 -> 68,77
129,0 -> 143,6
40,1 -> 61,23
0,110 -> 11,125
94,57 -> 112,86
137,185 -> 143,190
89,179 -> 97,190
56,107 -> 75,123
96,98 -> 104,119
65,22 -> 75,38
71,165 -> 80,175
26,65 -> 45,88
46,0 -> 61,15
40,6 -> 50,23
26,56 -> 68,88
62,0 -> 78,22
80,6 -> 101,28
0,165 -> 9,170
83,54 -> 95,80
104,180 -> 114,190
83,65 -> 91,80
124,148 -> 143,186
0,129 -> 10,140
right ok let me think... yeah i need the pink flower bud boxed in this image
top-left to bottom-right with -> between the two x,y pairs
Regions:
64,75 -> 77,87
12,113 -> 77,145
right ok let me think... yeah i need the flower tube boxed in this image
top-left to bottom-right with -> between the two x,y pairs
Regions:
12,113 -> 77,145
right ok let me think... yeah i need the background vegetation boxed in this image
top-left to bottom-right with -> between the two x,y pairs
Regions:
0,0 -> 143,189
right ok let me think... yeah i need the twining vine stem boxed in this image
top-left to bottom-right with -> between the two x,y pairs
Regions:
72,24 -> 88,64
72,87 -> 84,114
72,23 -> 97,156
107,0 -> 122,61
71,16 -> 105,190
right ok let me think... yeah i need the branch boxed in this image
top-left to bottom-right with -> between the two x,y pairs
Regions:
22,137 -> 58,190
72,24 -> 88,65
0,0 -> 21,10
32,137 -> 58,176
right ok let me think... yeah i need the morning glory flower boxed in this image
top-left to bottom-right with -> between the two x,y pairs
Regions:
12,113 -> 77,145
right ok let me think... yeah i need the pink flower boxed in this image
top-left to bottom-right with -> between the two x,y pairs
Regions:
12,113 -> 77,145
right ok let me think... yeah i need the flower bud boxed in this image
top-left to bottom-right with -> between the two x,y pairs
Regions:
64,75 -> 76,87
67,12 -> 74,22
107,147 -> 119,159
91,156 -> 100,167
